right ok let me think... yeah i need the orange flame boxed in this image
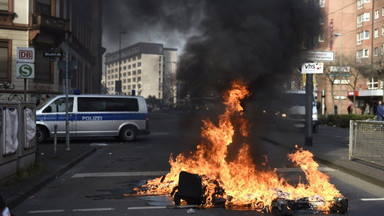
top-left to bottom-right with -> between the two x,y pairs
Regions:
138,81 -> 342,212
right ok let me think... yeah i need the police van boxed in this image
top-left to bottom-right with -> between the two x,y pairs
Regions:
36,94 -> 150,142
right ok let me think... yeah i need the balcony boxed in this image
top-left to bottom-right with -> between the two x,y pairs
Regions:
31,14 -> 69,33
30,14 -> 69,46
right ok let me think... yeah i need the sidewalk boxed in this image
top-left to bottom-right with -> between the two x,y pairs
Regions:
263,125 -> 384,188
0,141 -> 96,209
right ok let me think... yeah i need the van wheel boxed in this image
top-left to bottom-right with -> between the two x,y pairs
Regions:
37,126 -> 48,143
120,126 -> 138,141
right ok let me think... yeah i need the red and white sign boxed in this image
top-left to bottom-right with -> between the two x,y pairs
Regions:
17,47 -> 35,63
348,91 -> 359,96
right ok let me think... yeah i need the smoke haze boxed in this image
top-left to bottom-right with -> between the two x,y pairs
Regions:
102,0 -> 320,162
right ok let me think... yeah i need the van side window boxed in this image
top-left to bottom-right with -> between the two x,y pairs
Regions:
43,97 -> 74,113
78,98 -> 139,112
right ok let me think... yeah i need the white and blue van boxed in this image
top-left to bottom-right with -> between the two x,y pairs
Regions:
36,94 -> 150,142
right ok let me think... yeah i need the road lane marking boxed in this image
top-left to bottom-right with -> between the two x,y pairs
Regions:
28,209 -> 65,214
127,206 -> 167,210
361,198 -> 384,201
90,143 -> 109,146
72,208 -> 115,212
276,167 -> 335,172
71,171 -> 169,178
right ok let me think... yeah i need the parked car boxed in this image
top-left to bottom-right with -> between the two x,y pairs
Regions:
36,94 -> 150,142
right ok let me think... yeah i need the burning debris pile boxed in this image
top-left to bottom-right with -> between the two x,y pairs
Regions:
133,81 -> 347,214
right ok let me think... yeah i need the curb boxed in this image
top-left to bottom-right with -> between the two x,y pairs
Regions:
7,147 -> 97,209
262,137 -> 384,189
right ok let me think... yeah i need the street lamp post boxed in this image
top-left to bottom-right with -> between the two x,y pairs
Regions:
118,31 -> 126,95
334,33 -> 342,114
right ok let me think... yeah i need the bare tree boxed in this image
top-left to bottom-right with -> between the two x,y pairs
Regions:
322,66 -> 337,114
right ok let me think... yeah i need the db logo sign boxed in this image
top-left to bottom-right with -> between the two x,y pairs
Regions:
17,63 -> 35,79
16,47 -> 35,63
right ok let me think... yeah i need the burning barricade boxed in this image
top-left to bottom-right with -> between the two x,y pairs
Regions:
133,81 -> 348,215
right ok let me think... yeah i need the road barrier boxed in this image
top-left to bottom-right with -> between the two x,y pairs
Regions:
349,120 -> 384,167
0,102 -> 36,180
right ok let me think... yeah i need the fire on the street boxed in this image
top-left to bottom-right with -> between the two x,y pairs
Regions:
134,81 -> 346,214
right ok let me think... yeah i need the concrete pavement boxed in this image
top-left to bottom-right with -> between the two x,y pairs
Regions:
0,141 -> 96,209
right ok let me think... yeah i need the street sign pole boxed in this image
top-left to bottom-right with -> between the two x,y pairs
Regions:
65,32 -> 70,152
24,79 -> 26,102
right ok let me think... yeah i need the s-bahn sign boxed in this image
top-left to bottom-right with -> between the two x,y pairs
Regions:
17,63 -> 35,79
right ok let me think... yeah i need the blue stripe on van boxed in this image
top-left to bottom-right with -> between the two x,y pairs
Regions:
36,113 -> 147,121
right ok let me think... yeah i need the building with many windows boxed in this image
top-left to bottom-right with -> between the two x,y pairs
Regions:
103,42 -> 178,106
0,0 -> 104,103
312,0 -> 384,115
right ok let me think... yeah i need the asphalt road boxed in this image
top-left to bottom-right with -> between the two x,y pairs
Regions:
12,112 -> 384,216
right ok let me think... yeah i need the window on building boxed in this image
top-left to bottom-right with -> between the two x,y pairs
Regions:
357,13 -> 370,27
128,65 -> 131,69
0,40 -> 11,82
375,10 -> 379,19
357,49 -> 369,59
319,32 -> 324,42
133,84 -> 136,89
319,16 -> 325,25
133,78 -> 136,82
138,62 -> 141,67
138,84 -> 141,89
128,72 -> 131,76
123,66 -> 126,70
133,63 -> 136,68
0,0 -> 8,10
357,30 -> 370,44
368,77 -> 379,90
375,29 -> 379,38
319,0 -> 325,8
375,47 -> 379,56
138,55 -> 141,60
357,0 -> 362,9
36,0 -> 51,16
123,73 -> 126,77
137,76 -> 141,82
382,25 -> 384,36
133,71 -> 136,75
382,8 -> 384,16
138,69 -> 141,74
128,78 -> 131,83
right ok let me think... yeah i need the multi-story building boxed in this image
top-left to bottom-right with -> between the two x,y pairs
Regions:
104,42 -> 178,106
0,0 -> 103,103
313,0 -> 384,115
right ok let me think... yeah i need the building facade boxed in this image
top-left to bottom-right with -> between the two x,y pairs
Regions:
313,0 -> 384,115
103,42 -> 178,106
0,0 -> 104,103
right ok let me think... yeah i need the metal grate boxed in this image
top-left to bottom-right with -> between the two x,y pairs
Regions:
349,120 -> 384,167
